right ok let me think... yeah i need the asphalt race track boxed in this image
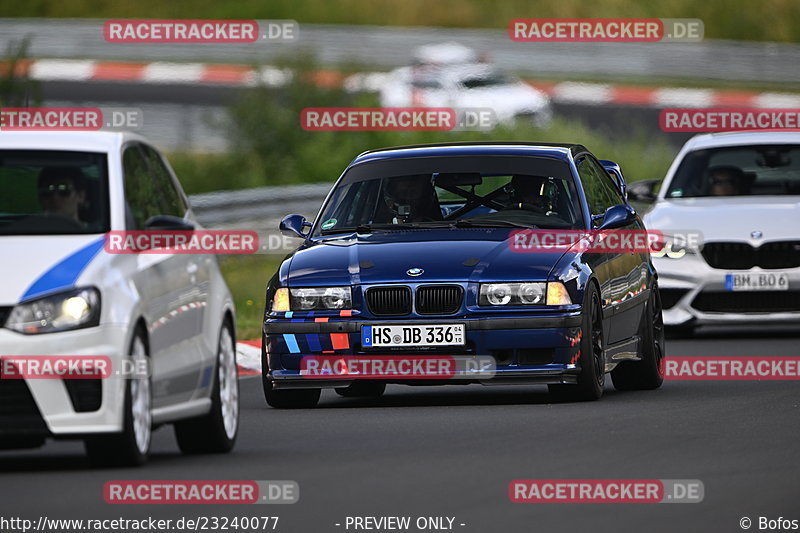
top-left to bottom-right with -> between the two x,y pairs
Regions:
1,326 -> 798,533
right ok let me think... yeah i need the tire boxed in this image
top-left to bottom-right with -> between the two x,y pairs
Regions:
548,283 -> 605,402
85,329 -> 152,467
263,377 -> 320,409
335,382 -> 386,398
611,286 -> 665,391
174,319 -> 239,454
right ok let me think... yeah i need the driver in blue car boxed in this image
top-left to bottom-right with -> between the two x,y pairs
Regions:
382,174 -> 442,223
506,175 -> 555,214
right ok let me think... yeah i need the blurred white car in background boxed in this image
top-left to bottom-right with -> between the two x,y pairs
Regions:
410,41 -> 483,66
630,131 -> 800,334
380,62 -> 552,127
0,132 -> 239,465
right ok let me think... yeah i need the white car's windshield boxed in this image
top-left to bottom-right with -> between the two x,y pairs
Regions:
460,73 -> 513,89
666,144 -> 800,198
0,150 -> 109,235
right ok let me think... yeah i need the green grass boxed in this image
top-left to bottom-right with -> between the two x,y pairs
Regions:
219,254 -> 284,340
7,0 -> 800,43
522,73 -> 800,95
171,114 -> 678,195
165,56 -> 679,195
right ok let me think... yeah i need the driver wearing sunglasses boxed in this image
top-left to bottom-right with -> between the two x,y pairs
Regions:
37,166 -> 88,222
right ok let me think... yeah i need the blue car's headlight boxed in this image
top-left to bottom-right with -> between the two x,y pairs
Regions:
479,282 -> 572,306
286,287 -> 352,311
5,287 -> 101,335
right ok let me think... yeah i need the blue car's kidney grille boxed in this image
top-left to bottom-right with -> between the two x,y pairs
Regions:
702,241 -> 800,269
366,286 -> 412,316
416,285 -> 463,315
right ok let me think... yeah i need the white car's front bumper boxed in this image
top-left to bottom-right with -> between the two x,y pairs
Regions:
0,324 -> 130,437
654,253 -> 800,326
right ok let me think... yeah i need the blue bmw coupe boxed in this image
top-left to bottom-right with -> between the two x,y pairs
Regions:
262,142 -> 664,407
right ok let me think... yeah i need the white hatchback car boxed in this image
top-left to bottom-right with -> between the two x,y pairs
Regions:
0,131 -> 239,465
379,63 -> 552,127
631,131 -> 800,333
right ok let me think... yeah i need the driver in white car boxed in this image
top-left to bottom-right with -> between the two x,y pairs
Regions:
37,166 -> 88,223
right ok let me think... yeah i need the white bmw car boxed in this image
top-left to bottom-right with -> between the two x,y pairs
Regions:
631,131 -> 800,333
0,131 -> 239,465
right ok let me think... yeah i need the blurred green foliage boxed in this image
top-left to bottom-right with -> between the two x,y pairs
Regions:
0,38 -> 40,107
8,0 -> 800,43
170,56 -> 677,195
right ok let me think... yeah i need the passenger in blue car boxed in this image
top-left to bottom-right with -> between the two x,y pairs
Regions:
381,174 -> 442,223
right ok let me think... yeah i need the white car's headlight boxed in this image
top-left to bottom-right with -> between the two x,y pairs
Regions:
5,287 -> 101,335
286,287 -> 352,311
650,232 -> 701,259
479,282 -> 572,306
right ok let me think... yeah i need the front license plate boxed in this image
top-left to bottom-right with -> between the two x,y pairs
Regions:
362,324 -> 465,347
725,272 -> 789,291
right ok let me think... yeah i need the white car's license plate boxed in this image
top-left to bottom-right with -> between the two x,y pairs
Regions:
725,272 -> 789,291
362,324 -> 465,347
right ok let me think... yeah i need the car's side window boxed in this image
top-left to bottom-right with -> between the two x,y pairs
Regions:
122,145 -> 162,230
591,158 -> 626,206
577,155 -> 622,220
141,145 -> 187,218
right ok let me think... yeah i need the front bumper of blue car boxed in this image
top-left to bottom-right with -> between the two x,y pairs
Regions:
263,310 -> 585,389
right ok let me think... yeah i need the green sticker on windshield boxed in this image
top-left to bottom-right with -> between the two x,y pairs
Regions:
321,218 -> 337,230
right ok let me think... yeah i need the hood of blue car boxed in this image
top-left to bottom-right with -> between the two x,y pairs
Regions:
286,228 -> 568,286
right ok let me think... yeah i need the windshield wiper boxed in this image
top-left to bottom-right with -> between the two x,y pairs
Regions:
321,222 -> 451,234
452,219 -> 535,229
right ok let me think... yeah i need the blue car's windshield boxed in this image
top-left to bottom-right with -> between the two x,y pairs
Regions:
317,157 -> 582,234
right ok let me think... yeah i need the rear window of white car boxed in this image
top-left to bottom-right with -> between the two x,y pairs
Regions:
666,144 -> 800,198
0,150 -> 109,234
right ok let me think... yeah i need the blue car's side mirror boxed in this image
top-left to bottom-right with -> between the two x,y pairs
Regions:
598,204 -> 637,230
600,159 -> 627,201
280,214 -> 311,238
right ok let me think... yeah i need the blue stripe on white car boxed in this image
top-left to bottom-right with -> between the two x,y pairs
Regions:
21,237 -> 105,301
